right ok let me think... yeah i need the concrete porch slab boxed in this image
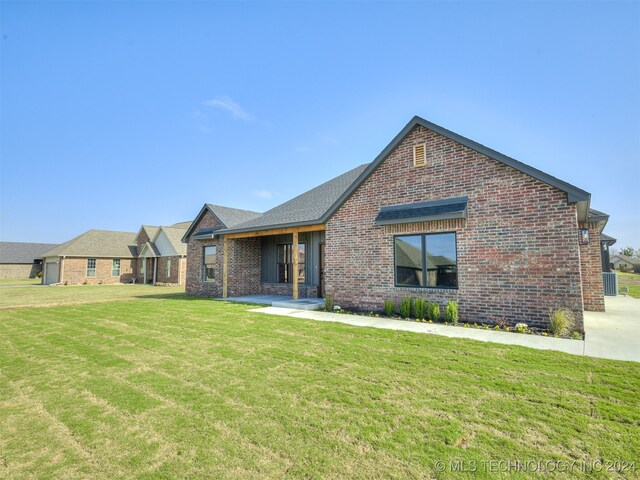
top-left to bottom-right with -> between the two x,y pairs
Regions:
225,294 -> 324,310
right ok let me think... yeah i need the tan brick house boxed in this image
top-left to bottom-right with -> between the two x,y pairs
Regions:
0,242 -> 59,279
134,221 -> 192,285
41,230 -> 137,285
183,116 -> 612,329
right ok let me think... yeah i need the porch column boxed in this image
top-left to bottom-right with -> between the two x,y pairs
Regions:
292,232 -> 299,300
153,258 -> 157,285
223,236 -> 228,298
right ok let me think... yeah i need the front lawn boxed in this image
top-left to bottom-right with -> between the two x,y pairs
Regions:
0,283 -> 184,309
618,271 -> 640,299
0,293 -> 638,479
0,278 -> 41,286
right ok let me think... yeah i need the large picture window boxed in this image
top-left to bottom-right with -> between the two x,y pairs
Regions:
277,243 -> 305,283
394,233 -> 457,288
87,258 -> 96,277
203,246 -> 217,282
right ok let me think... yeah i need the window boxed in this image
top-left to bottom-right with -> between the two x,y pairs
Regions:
87,258 -> 96,277
394,233 -> 457,288
139,258 -> 144,277
203,246 -> 217,282
277,243 -> 305,283
112,259 -> 121,277
166,258 -> 171,277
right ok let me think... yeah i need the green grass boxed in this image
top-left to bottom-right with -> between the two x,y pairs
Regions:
0,278 -> 41,286
0,283 -> 184,309
618,272 -> 640,299
0,292 -> 639,478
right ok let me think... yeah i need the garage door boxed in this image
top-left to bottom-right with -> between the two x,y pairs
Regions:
44,259 -> 60,284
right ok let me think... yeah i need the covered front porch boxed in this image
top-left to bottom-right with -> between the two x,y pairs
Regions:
220,224 -> 326,301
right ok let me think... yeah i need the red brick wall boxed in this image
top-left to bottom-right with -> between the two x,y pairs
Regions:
326,125 -> 586,329
61,257 -> 135,285
155,256 -> 186,284
579,222 -> 605,312
186,210 -> 224,297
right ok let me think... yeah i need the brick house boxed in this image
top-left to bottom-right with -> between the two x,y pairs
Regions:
134,221 -> 192,285
0,242 -> 59,279
41,230 -> 137,285
183,116 -> 612,329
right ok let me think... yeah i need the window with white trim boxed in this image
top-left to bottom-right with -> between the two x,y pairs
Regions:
112,259 -> 121,277
87,258 -> 96,277
166,258 -> 171,277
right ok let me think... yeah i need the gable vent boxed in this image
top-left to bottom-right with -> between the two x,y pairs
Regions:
413,143 -> 426,167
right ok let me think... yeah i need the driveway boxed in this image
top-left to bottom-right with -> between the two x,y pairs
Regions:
584,295 -> 640,362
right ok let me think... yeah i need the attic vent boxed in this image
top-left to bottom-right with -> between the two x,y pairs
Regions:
413,143 -> 426,167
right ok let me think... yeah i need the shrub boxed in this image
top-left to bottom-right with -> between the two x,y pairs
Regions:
549,308 -> 575,336
414,298 -> 426,319
383,299 -> 395,316
324,294 -> 334,312
445,300 -> 458,324
399,296 -> 412,318
427,301 -> 440,322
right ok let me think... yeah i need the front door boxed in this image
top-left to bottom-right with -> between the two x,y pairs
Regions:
318,243 -> 325,298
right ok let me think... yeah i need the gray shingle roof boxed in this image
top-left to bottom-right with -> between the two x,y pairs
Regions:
223,164 -> 369,233
206,205 -> 262,228
588,208 -> 609,222
41,230 -> 137,258
600,233 -> 617,246
0,242 -> 59,264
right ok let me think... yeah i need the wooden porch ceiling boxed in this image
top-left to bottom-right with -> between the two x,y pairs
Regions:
223,224 -> 325,239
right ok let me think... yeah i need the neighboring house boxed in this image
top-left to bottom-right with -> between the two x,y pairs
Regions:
134,221 -> 193,285
183,116 -> 612,330
0,242 -> 59,279
41,230 -> 137,285
610,254 -> 640,273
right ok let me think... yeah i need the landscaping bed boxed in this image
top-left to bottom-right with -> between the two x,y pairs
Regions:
323,295 -> 583,340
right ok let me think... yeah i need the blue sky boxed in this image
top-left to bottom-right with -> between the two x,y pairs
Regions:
1,1 -> 638,248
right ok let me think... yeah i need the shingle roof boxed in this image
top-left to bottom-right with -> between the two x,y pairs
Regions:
0,242 -> 59,264
140,225 -> 160,241
223,164 -> 369,234
170,221 -> 193,229
41,230 -> 137,258
600,233 -> 617,246
611,254 -> 640,265
588,208 -> 609,222
206,205 -> 263,228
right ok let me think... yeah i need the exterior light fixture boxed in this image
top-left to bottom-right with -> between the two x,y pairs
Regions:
579,228 -> 590,245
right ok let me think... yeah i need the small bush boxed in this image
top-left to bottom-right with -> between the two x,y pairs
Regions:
414,298 -> 426,319
383,299 -> 395,316
571,331 -> 583,340
445,300 -> 458,324
427,301 -> 440,322
399,296 -> 412,318
324,294 -> 334,312
549,308 -> 575,336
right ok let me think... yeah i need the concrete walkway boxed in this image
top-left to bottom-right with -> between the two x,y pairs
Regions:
251,295 -> 640,362
584,295 -> 640,362
250,307 -> 586,356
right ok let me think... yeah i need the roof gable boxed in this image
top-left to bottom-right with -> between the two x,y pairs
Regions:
182,204 -> 262,241
324,116 -> 592,224
152,226 -> 187,256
